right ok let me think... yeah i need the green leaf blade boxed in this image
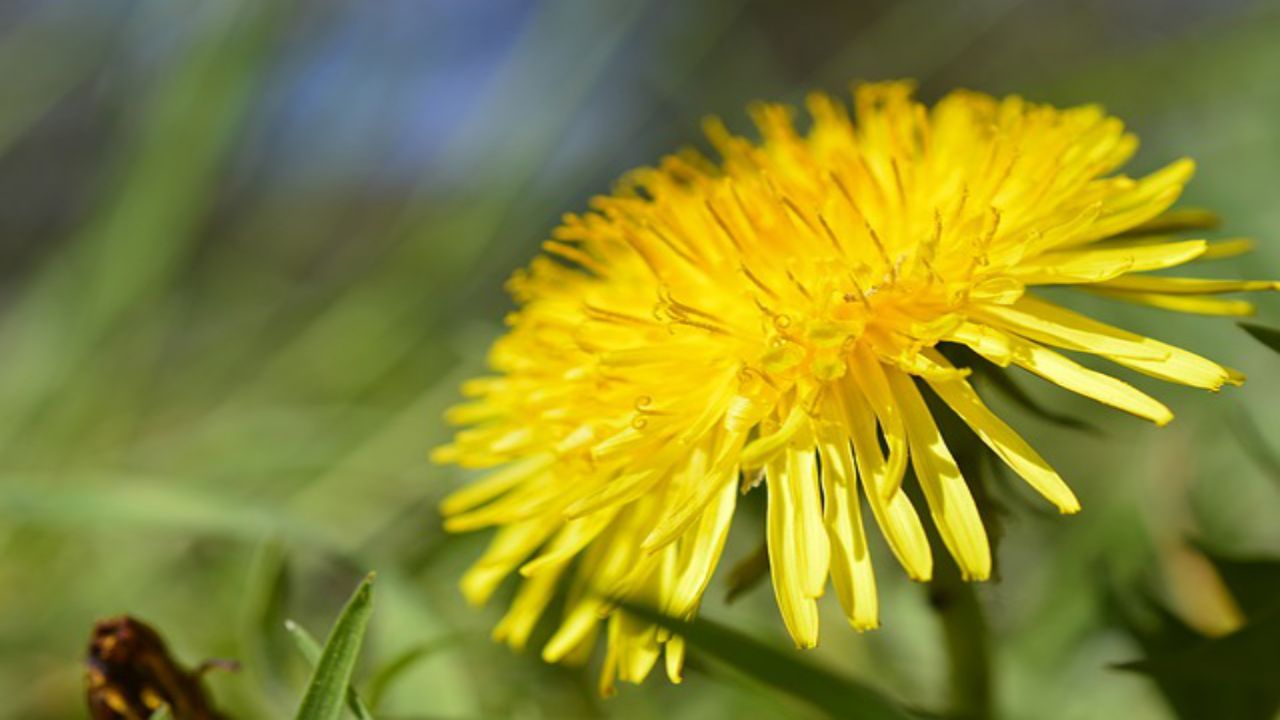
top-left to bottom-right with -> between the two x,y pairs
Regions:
293,573 -> 377,720
1240,322 -> 1280,355
618,601 -> 912,720
364,637 -> 458,711
285,619 -> 375,720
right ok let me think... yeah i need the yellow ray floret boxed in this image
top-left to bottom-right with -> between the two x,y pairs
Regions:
433,80 -> 1277,691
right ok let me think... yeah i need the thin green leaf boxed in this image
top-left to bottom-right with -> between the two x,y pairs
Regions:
1110,584 -> 1280,720
1116,611 -> 1280,720
147,706 -> 173,720
1240,322 -> 1280,354
294,573 -> 376,720
284,619 -> 374,720
364,637 -> 459,710
617,601 -> 912,719
240,539 -> 292,695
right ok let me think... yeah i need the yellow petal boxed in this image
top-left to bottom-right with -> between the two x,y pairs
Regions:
662,475 -> 737,619
599,618 -> 620,697
441,453 -> 554,516
543,526 -> 637,663
664,635 -> 686,684
565,463 -> 665,519
972,327 -> 1173,425
445,480 -> 565,532
764,453 -> 823,648
542,598 -> 605,663
948,321 -> 1014,366
1009,294 -> 1238,389
818,434 -> 879,629
848,348 -> 910,497
492,561 -> 569,650
1016,239 -> 1206,285
1199,237 -> 1255,260
1114,207 -> 1219,238
551,610 -> 600,667
739,403 -> 807,468
885,368 -> 992,581
1089,289 -> 1256,317
520,508 -> 620,577
641,431 -> 745,552
839,383 -> 933,581
975,295 -> 1167,360
1078,158 -> 1196,242
788,448 -> 831,598
613,558 -> 666,683
461,517 -> 560,604
921,349 -> 1080,513
1096,276 -> 1278,295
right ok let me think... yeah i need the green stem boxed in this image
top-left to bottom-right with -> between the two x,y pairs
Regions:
930,563 -> 993,720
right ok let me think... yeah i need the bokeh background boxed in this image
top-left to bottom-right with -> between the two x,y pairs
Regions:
3,0 -> 1280,717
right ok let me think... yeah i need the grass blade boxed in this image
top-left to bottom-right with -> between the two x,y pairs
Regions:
284,620 -> 375,720
1240,323 -> 1280,355
618,601 -> 912,719
363,638 -> 457,710
293,573 -> 376,720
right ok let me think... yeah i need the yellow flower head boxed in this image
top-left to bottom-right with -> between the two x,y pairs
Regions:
433,81 -> 1277,692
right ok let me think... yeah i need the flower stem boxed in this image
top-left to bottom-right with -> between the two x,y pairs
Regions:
929,562 -> 993,720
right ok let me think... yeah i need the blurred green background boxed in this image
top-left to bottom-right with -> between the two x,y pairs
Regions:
2,0 -> 1280,717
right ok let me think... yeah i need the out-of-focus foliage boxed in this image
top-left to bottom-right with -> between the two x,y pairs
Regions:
1113,547 -> 1280,720
1241,322 -> 1280,354
2,0 -> 1280,718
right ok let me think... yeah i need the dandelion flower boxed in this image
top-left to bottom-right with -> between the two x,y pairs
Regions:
433,81 -> 1277,692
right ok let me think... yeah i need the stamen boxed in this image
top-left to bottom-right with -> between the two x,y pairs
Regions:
656,286 -> 738,337
978,206 -> 1002,265
730,183 -> 767,235
659,286 -> 726,324
781,195 -> 820,237
856,154 -> 890,209
866,223 -> 893,274
634,395 -> 672,416
830,172 -> 894,270
842,267 -> 870,305
785,265 -> 815,301
583,304 -> 654,327
949,184 -> 970,230
890,158 -> 908,208
741,263 -> 781,300
705,199 -> 745,253
645,221 -> 701,266
990,151 -> 1020,199
618,228 -> 666,279
738,364 -> 781,391
817,212 -> 847,255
